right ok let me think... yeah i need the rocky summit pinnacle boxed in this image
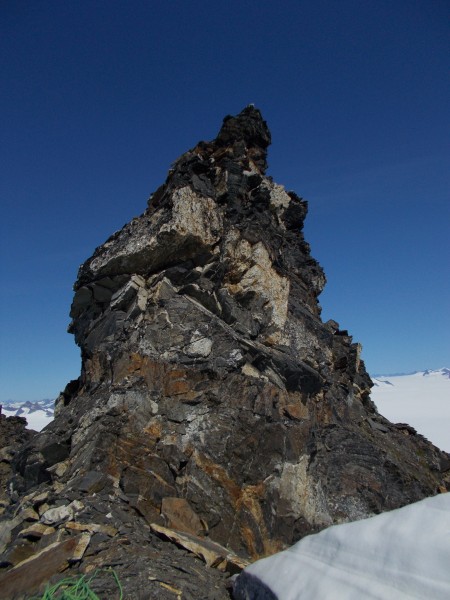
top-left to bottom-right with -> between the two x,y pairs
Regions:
1,107 -> 449,598
215,105 -> 271,155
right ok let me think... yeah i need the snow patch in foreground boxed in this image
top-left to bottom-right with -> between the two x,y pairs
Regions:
234,493 -> 450,600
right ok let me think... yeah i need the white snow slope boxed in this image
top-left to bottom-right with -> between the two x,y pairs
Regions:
234,493 -> 450,600
371,368 -> 450,452
1,399 -> 54,432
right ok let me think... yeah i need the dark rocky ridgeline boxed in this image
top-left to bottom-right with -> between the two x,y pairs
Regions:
1,106 -> 449,598
0,411 -> 35,511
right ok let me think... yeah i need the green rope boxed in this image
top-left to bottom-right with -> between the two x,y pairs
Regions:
30,567 -> 123,600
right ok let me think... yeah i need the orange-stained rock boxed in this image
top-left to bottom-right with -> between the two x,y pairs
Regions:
161,497 -> 205,536
0,535 -> 87,598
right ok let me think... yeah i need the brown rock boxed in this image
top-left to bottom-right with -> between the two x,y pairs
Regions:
1,539 -> 37,568
69,532 -> 90,562
161,497 -> 205,536
18,523 -> 55,539
0,535 -> 85,598
283,400 -> 309,421
150,523 -> 250,574
19,507 -> 39,522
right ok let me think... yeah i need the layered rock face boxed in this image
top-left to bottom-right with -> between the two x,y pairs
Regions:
11,107 -> 449,567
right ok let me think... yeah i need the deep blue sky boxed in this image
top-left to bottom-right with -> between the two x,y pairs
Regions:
1,1 -> 449,401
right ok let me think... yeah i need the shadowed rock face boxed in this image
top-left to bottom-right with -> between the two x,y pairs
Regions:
12,107 -> 449,562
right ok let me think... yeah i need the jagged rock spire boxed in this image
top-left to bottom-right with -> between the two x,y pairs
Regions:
8,108 -> 449,583
216,105 -> 271,149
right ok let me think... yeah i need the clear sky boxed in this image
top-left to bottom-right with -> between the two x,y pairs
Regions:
1,1 -> 449,401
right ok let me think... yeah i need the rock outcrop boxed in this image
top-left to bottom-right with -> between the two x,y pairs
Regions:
1,106 -> 449,597
0,412 -> 34,513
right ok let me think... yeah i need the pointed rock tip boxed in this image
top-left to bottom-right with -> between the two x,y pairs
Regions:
215,105 -> 271,150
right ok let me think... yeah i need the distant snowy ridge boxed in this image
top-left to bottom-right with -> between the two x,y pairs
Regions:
372,367 -> 450,383
1,398 -> 54,431
371,368 -> 450,453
